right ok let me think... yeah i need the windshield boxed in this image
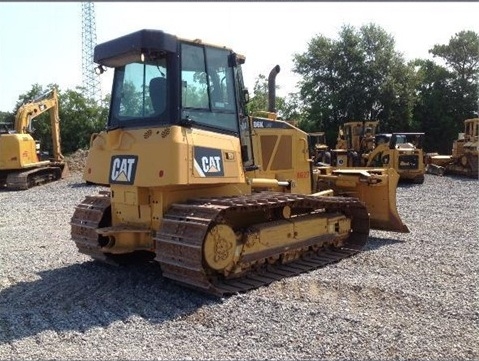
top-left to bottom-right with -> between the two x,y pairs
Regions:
109,58 -> 168,127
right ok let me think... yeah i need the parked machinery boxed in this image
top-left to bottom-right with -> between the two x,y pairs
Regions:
308,131 -> 331,165
366,132 -> 426,184
0,89 -> 68,190
72,29 -> 408,295
331,121 -> 425,184
332,121 -> 379,167
426,118 -> 478,178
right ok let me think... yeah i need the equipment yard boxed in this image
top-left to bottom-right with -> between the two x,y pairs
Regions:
0,169 -> 477,360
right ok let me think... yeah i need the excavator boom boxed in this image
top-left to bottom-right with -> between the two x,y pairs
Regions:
14,89 -> 64,161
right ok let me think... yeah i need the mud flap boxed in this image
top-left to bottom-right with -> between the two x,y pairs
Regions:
314,167 -> 409,233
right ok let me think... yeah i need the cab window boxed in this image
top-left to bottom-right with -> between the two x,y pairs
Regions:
181,43 -> 238,133
110,59 -> 168,126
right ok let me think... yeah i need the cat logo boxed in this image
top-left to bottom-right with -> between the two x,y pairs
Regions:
193,146 -> 224,177
109,155 -> 138,184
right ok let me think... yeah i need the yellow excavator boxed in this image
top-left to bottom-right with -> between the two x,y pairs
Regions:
72,29 -> 408,295
0,89 -> 68,190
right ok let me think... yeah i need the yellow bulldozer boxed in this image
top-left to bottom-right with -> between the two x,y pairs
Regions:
425,118 -> 478,178
72,29 -> 408,295
0,89 -> 68,190
332,121 -> 425,184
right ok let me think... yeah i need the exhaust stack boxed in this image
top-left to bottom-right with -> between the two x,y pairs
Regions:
268,65 -> 281,113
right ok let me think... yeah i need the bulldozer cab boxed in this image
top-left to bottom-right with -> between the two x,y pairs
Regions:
337,121 -> 379,153
463,118 -> 479,143
97,30 -> 254,168
85,29 -> 256,186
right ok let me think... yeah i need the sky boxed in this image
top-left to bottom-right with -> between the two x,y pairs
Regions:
0,1 -> 477,112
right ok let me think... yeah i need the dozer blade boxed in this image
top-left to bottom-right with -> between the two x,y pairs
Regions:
314,167 -> 409,233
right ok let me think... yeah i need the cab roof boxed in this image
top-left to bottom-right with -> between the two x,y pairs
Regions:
94,29 -> 239,68
94,29 -> 178,67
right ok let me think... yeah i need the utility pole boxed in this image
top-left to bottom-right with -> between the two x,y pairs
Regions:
81,2 -> 101,104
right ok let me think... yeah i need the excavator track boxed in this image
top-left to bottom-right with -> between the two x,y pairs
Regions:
5,164 -> 64,190
154,193 -> 369,295
71,192 -> 369,296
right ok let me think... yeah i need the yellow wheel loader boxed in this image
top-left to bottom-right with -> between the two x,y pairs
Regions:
0,89 -> 68,190
332,121 -> 425,184
72,29 -> 408,295
426,118 -> 478,178
366,133 -> 426,184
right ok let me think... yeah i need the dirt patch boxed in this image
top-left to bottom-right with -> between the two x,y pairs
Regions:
65,149 -> 89,173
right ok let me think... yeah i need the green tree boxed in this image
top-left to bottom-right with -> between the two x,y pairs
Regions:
247,74 -> 269,115
430,30 -> 479,82
59,87 -> 108,153
412,30 -> 479,153
293,23 -> 416,145
0,111 -> 14,129
246,74 -> 285,117
281,92 -> 307,126
411,59 -> 456,153
13,84 -> 108,155
13,83 -> 45,110
429,30 -> 479,122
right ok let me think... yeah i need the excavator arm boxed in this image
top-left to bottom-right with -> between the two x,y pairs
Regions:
14,89 -> 64,162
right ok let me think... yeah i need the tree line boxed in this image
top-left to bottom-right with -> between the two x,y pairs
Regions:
1,24 -> 477,156
250,25 -> 478,154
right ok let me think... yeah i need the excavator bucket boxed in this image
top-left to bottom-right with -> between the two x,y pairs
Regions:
314,167 -> 409,233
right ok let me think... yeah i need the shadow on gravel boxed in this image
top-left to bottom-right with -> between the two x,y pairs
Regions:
68,181 -> 108,189
0,189 -> 16,193
0,261 -> 219,343
442,175 -> 478,182
364,236 -> 405,251
67,181 -> 93,188
396,182 -> 424,189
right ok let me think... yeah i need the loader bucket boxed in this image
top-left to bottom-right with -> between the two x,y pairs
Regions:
314,167 -> 409,233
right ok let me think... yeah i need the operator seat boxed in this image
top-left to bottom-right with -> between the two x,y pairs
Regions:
149,77 -> 167,115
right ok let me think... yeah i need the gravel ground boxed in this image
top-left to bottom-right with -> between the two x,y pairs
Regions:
0,171 -> 477,360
